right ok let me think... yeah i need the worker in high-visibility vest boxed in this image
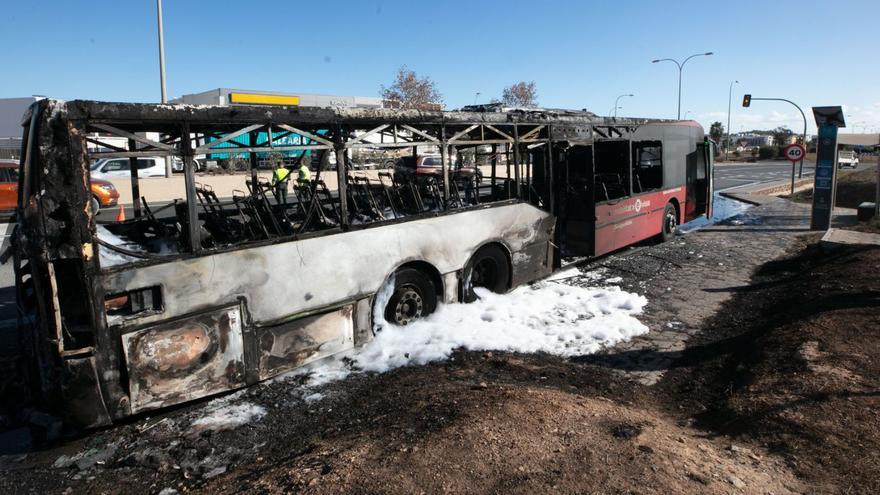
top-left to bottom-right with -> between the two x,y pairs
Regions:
272,163 -> 291,204
297,161 -> 311,184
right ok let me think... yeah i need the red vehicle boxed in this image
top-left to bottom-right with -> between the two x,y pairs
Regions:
393,153 -> 483,183
0,161 -> 19,212
553,121 -> 713,258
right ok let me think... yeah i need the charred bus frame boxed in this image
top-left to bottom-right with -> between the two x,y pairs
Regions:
12,100 -> 710,427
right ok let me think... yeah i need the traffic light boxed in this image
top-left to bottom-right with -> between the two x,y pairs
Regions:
742,94 -> 751,107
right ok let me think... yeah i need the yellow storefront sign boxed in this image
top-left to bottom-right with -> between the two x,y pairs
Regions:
228,93 -> 300,106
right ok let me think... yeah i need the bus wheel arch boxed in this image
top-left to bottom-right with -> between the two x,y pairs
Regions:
460,242 -> 512,303
660,199 -> 680,242
375,260 -> 443,327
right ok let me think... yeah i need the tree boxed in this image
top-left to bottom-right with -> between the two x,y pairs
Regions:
501,81 -> 538,108
709,122 -> 724,144
380,66 -> 443,110
771,126 -> 793,147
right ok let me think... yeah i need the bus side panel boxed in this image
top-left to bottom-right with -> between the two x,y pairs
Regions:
100,203 -> 555,417
101,203 -> 554,328
256,305 -> 355,381
594,188 -> 688,256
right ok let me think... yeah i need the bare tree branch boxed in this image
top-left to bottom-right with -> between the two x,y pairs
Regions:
380,66 -> 443,110
501,81 -> 538,108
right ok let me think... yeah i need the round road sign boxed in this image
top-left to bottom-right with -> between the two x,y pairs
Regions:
784,143 -> 806,163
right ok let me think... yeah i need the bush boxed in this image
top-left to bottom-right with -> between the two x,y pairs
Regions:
758,146 -> 776,159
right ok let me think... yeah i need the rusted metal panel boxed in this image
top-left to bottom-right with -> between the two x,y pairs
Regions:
256,306 -> 354,380
121,306 -> 246,413
353,297 -> 374,346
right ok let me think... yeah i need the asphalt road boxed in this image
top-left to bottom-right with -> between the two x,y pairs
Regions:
714,160 -> 815,191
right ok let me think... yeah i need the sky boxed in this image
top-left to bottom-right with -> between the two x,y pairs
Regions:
2,0 -> 878,135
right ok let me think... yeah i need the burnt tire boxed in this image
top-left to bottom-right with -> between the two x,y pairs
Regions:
383,267 -> 437,326
461,245 -> 510,303
660,202 -> 678,242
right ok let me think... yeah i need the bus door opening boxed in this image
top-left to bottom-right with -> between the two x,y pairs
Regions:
688,141 -> 711,219
559,144 -> 595,256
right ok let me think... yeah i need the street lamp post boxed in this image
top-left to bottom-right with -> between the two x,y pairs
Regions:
156,0 -> 172,177
652,52 -> 714,119
156,0 -> 167,104
726,80 -> 739,161
474,92 -> 481,105
613,93 -> 633,119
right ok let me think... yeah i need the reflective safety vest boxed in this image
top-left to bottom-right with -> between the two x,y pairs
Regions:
298,164 -> 311,182
273,167 -> 291,184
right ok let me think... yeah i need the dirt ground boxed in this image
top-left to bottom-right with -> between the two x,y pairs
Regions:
660,236 -> 880,493
1,199 -> 878,494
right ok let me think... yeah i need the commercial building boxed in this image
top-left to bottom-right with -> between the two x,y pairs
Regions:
0,97 -> 43,159
170,88 -> 383,109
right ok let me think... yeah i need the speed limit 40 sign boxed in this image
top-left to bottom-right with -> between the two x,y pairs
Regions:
784,143 -> 806,163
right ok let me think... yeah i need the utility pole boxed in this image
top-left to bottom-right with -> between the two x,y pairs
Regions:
156,0 -> 167,104
726,80 -> 739,161
652,52 -> 713,119
156,0 -> 172,177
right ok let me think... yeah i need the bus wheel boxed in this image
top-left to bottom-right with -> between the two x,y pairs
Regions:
660,203 -> 678,242
383,268 -> 437,325
461,245 -> 510,303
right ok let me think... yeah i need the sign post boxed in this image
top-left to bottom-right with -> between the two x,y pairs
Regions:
810,107 -> 846,230
783,143 -> 806,195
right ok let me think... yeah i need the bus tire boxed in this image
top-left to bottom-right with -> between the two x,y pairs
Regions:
461,244 -> 510,303
660,203 -> 678,242
383,267 -> 437,325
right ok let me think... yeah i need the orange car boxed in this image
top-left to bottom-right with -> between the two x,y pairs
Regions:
0,162 -> 119,214
90,178 -> 119,213
0,161 -> 19,212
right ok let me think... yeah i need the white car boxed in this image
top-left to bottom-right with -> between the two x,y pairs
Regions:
837,150 -> 859,169
90,157 -> 172,179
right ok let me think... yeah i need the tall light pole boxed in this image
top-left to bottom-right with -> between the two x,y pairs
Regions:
156,0 -> 167,103
726,80 -> 739,161
652,52 -> 714,119
156,0 -> 171,177
613,93 -> 633,119
474,92 -> 481,105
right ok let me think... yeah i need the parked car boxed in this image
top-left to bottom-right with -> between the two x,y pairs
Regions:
0,161 -> 19,212
90,178 -> 119,213
393,154 -> 482,182
0,161 -> 119,214
838,150 -> 859,168
171,157 -> 204,173
90,156 -> 176,178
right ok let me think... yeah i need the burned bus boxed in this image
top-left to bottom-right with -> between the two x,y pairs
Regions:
11,100 -> 712,427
